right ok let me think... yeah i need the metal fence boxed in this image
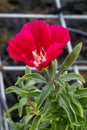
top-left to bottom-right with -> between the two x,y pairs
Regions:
0,0 -> 87,129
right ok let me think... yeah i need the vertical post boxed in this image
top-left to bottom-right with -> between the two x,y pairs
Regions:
55,0 -> 80,75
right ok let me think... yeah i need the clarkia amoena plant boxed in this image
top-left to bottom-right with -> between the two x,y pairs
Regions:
4,20 -> 87,130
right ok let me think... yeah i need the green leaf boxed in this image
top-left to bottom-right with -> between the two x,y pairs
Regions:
18,97 -> 27,117
27,89 -> 41,97
48,60 -> 57,78
7,118 -> 30,130
37,84 -> 50,109
73,122 -> 87,129
76,88 -> 87,98
6,86 -> 23,95
31,115 -> 41,130
25,80 -> 36,89
41,99 -> 52,118
22,115 -> 33,124
51,121 -> 57,130
79,98 -> 87,109
71,98 -> 83,117
6,86 -> 41,97
58,94 -> 77,124
61,42 -> 82,72
71,82 -> 82,89
4,103 -> 19,117
54,77 -> 65,87
6,118 -> 15,127
60,73 -> 85,83
15,77 -> 24,87
56,119 -> 67,130
17,73 -> 46,84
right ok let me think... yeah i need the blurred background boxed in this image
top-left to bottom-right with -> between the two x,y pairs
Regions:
0,0 -> 87,130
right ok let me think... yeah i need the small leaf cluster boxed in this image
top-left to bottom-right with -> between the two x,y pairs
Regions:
4,43 -> 87,130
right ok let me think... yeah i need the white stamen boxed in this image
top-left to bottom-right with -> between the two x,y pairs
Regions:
32,48 -> 46,67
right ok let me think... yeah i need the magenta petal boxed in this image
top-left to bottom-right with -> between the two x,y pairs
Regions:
46,42 -> 63,61
7,41 -> 26,62
50,25 -> 71,46
14,30 -> 35,57
21,20 -> 51,52
8,41 -> 35,67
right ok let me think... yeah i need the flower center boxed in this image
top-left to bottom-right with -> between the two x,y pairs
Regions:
32,48 -> 46,67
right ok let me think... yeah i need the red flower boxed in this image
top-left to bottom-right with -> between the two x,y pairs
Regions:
7,20 -> 71,69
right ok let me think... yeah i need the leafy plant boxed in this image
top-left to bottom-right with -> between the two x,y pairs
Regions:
4,43 -> 87,130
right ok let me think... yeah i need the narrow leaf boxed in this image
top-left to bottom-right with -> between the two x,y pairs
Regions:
18,73 -> 46,83
71,98 -> 83,117
31,115 -> 41,130
18,98 -> 27,117
60,73 -> 85,83
56,119 -> 67,130
6,86 -> 41,97
61,42 -> 82,72
6,86 -> 22,95
76,88 -> 87,98
4,103 -> 19,117
37,84 -> 50,109
58,94 -> 76,123
54,77 -> 65,87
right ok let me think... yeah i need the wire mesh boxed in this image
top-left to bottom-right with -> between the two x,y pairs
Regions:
0,0 -> 87,129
